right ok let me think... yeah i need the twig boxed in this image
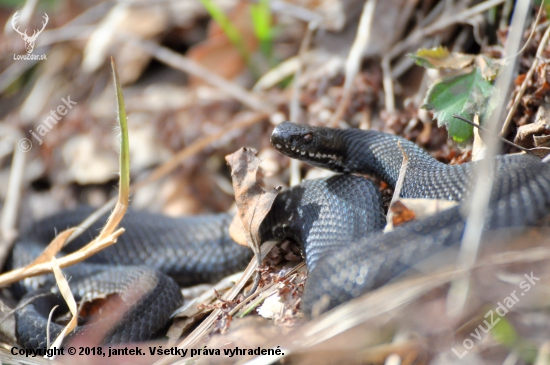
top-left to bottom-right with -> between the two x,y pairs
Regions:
452,114 -> 527,151
235,263 -> 304,318
500,23 -> 550,135
290,21 -> 317,124
329,0 -> 377,127
446,0 -> 531,318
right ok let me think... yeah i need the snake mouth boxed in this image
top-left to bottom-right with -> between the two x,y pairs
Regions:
273,141 -> 340,163
271,121 -> 346,170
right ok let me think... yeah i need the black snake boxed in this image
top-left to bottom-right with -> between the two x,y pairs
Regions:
8,121 -> 550,349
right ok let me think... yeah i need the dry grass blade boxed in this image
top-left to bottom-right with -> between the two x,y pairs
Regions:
534,341 -> 550,365
47,258 -> 77,358
94,58 -> 130,241
385,141 -> 409,232
446,0 -> 531,317
28,228 -> 76,266
0,229 -> 124,287
46,304 -> 58,349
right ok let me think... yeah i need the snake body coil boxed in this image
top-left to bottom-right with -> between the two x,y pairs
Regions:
10,121 -> 550,348
271,122 -> 550,313
9,210 -> 252,348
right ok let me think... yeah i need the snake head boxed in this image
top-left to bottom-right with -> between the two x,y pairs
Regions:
271,121 -> 348,172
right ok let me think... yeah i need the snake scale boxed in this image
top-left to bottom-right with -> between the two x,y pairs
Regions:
8,121 -> 550,349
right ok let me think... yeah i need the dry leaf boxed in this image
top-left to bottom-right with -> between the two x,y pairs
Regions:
229,214 -> 248,247
225,147 -> 281,293
386,198 -> 459,232
390,201 -> 416,227
514,122 -> 547,148
513,104 -> 550,158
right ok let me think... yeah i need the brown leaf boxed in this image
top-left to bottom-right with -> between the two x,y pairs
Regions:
390,201 -> 417,227
225,148 -> 281,292
187,2 -> 259,86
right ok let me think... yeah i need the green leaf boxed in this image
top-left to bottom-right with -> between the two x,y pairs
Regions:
422,68 -> 494,142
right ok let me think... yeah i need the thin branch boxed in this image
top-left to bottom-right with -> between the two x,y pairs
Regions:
500,23 -> 550,135
452,114 -> 528,151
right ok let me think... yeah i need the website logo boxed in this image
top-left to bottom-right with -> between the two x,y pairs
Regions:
12,11 -> 48,60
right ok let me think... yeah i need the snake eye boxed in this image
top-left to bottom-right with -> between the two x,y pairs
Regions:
302,133 -> 313,144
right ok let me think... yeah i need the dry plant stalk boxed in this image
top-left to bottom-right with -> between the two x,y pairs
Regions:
385,141 -> 409,232
47,258 -> 77,357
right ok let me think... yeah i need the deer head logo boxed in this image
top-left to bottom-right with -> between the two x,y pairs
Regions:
11,11 -> 48,54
